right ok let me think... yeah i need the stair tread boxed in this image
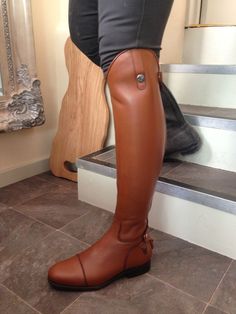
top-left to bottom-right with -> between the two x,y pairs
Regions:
161,64 -> 236,74
180,104 -> 236,121
78,146 -> 236,204
186,24 -> 236,28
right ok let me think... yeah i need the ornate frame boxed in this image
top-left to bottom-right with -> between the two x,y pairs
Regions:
0,0 -> 45,132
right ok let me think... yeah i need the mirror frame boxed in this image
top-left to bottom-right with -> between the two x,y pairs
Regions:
0,0 -> 45,133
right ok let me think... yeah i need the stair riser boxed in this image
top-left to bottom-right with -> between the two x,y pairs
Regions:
183,27 -> 236,65
78,168 -> 236,259
163,72 -> 236,109
178,126 -> 236,172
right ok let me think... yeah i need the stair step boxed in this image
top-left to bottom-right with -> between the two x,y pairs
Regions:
77,146 -> 236,216
161,64 -> 236,75
181,105 -> 236,131
161,71 -> 236,109
182,26 -> 236,65
76,146 -> 236,259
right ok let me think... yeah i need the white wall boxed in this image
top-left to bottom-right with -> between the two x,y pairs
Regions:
160,0 -> 187,64
186,0 -> 236,25
202,0 -> 236,25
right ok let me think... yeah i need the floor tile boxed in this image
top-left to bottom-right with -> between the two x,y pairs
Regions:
0,202 -> 8,212
17,188 -> 92,229
164,162 -> 236,201
160,160 -> 182,176
2,231 -> 88,314
37,171 -> 78,191
0,284 -> 38,314
0,176 -> 59,207
149,229 -> 232,303
62,274 -> 205,314
61,206 -> 113,244
204,305 -> 229,314
0,208 -> 53,280
210,260 -> 236,314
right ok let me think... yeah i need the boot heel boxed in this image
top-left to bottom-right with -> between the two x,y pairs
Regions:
125,261 -> 151,278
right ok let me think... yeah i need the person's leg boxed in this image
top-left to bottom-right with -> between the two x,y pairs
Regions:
69,0 -> 201,158
48,0 -> 173,291
98,0 -> 173,73
68,0 -> 100,66
98,0 -> 200,157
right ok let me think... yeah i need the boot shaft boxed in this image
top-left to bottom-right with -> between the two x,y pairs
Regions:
106,49 -> 166,229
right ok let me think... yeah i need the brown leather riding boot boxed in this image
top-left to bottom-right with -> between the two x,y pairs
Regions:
48,48 -> 166,291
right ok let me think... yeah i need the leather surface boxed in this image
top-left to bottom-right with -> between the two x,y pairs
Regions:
48,49 -> 166,288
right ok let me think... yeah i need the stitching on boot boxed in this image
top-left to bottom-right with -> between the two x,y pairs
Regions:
123,237 -> 150,271
76,254 -> 88,287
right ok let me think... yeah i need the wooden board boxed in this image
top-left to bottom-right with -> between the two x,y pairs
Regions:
50,38 -> 109,181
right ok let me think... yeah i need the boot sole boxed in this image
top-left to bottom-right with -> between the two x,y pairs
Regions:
180,141 -> 201,155
48,260 -> 151,291
164,141 -> 201,161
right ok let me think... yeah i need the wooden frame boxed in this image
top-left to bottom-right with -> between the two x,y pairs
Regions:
0,0 -> 45,132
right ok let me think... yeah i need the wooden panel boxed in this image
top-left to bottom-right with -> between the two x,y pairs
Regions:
50,38 -> 109,181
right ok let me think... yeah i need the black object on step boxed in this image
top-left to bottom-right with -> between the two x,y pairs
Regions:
160,81 -> 202,159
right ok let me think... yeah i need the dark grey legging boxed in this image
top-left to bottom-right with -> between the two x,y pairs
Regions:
69,0 -> 174,72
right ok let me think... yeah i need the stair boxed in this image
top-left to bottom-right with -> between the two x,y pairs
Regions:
160,64 -> 236,173
161,64 -> 236,109
77,146 -> 236,259
183,26 -> 236,65
76,25 -> 236,260
76,63 -> 236,258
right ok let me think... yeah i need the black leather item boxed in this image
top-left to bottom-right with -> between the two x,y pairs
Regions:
159,81 -> 202,157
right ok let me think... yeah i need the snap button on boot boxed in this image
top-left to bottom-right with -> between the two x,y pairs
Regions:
136,73 -> 145,83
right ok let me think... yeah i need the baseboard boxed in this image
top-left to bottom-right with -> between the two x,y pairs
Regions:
0,157 -> 50,188
78,168 -> 236,260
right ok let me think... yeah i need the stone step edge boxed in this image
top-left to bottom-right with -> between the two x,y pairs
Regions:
161,64 -> 236,75
183,111 -> 236,131
77,156 -> 236,217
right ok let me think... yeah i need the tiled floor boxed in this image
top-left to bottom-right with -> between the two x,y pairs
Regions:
0,172 -> 235,314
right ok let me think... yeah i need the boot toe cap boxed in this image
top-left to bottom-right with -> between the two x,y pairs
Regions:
48,255 -> 86,288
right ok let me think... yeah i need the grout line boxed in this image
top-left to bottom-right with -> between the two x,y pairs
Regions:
57,211 -> 91,232
202,305 -> 230,314
57,229 -> 90,248
0,228 -> 56,281
146,272 -> 208,306
33,173 -> 71,186
11,201 -> 91,235
161,162 -> 183,177
9,207 -> 91,248
3,176 -> 66,208
37,174 -> 78,190
202,259 -> 234,314
10,206 -> 57,231
60,294 -> 83,314
5,174 -> 77,210
0,283 -> 42,314
3,205 -> 91,273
